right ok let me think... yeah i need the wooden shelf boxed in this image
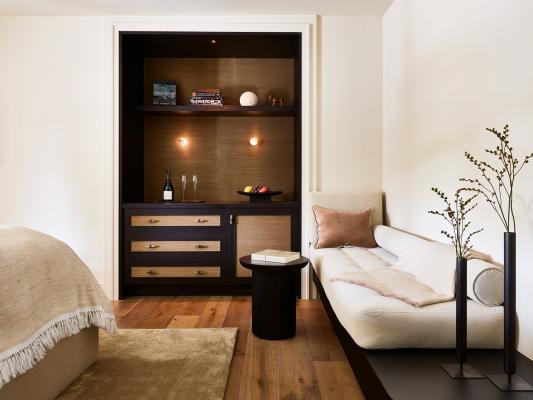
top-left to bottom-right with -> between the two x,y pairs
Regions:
135,105 -> 296,117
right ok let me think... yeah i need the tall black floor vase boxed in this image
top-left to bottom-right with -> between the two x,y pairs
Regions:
442,257 -> 483,379
487,232 -> 533,391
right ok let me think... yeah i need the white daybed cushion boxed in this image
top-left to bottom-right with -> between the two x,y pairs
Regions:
392,241 -> 456,299
373,224 -> 425,255
310,245 -> 503,349
374,224 -> 504,307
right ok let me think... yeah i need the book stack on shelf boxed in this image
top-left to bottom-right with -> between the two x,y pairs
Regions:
190,88 -> 223,106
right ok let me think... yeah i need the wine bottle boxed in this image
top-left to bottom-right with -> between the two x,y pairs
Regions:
163,169 -> 174,201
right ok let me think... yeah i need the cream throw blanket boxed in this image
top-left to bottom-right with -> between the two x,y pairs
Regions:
333,242 -> 484,307
0,226 -> 117,387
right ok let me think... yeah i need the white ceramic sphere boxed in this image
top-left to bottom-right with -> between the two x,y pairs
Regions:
239,91 -> 258,106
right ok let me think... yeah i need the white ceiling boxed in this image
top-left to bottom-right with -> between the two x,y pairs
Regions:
0,0 -> 393,17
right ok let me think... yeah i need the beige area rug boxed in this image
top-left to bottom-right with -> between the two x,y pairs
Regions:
57,328 -> 237,400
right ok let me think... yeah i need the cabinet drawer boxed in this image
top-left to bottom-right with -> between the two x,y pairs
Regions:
131,266 -> 220,278
131,215 -> 220,227
131,240 -> 220,252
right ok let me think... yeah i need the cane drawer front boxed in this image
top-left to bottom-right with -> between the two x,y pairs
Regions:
131,266 -> 220,278
131,240 -> 220,253
131,215 -> 220,227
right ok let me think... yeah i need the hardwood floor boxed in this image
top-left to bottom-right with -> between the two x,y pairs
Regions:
114,296 -> 364,400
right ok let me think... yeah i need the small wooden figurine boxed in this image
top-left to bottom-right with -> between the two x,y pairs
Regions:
268,94 -> 284,106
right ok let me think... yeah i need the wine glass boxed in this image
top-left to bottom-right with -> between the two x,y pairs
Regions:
192,175 -> 198,201
181,175 -> 187,202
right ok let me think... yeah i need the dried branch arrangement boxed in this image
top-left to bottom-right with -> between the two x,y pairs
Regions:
428,188 -> 483,258
461,124 -> 533,232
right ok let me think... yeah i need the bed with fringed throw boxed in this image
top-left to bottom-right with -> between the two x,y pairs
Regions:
0,226 -> 116,388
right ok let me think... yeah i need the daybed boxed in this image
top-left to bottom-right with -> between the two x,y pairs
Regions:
308,191 -> 503,349
307,192 -> 509,400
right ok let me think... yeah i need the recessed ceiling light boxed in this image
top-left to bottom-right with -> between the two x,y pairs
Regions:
210,39 -> 216,45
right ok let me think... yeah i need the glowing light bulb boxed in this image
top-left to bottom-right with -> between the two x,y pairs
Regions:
249,137 -> 259,146
178,137 -> 188,147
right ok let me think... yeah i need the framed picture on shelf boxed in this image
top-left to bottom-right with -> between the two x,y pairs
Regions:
152,80 -> 176,105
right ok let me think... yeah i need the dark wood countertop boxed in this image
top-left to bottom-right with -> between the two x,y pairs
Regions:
122,201 -> 299,209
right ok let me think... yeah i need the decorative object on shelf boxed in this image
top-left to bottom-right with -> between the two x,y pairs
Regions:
461,124 -> 533,391
268,94 -> 284,106
181,175 -> 187,202
153,80 -> 176,105
190,88 -> 223,106
249,137 -> 259,146
238,185 -> 282,203
429,187 -> 484,379
239,91 -> 259,106
162,169 -> 174,201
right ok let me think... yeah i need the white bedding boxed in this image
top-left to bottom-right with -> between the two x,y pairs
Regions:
310,246 -> 504,349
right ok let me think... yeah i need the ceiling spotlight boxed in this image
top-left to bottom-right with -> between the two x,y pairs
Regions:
210,39 -> 217,44
249,137 -> 259,146
178,137 -> 188,147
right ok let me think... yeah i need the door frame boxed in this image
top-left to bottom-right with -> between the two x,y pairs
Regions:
103,15 -> 318,299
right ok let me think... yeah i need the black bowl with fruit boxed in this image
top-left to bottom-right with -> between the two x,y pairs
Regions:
237,185 -> 282,203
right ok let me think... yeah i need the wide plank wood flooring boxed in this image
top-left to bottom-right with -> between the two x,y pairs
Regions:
114,297 -> 364,400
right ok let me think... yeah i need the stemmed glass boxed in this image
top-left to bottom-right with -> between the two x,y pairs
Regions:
181,175 -> 187,202
192,175 -> 198,201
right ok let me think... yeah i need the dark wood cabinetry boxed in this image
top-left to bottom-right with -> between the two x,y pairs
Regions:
121,203 -> 299,297
119,32 -> 302,298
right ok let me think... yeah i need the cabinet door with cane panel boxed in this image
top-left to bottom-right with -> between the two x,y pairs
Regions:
235,215 -> 292,278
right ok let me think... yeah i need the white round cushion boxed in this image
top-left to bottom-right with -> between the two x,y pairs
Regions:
467,259 -> 504,306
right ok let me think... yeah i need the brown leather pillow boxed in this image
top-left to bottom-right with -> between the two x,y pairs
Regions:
313,206 -> 377,249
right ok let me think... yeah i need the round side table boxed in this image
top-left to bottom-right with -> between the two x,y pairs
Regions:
239,255 -> 309,340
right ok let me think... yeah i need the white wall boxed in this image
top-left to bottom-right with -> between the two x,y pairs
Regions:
383,0 -> 533,359
0,17 -> 107,284
318,16 -> 382,191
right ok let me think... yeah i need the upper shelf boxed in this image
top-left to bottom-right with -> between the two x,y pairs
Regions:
135,105 -> 296,117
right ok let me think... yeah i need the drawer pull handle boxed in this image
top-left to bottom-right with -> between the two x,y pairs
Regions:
195,218 -> 209,223
195,244 -> 208,249
146,270 -> 158,275
145,244 -> 159,249
195,270 -> 205,275
147,218 -> 160,224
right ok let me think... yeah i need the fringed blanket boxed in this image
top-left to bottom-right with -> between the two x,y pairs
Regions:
0,226 -> 116,387
332,241 -> 492,307
332,267 -> 453,307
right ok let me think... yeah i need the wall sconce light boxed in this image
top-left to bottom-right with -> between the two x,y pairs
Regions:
178,137 -> 189,147
249,137 -> 259,146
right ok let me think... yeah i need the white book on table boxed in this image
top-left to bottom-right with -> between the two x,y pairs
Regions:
251,249 -> 300,264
